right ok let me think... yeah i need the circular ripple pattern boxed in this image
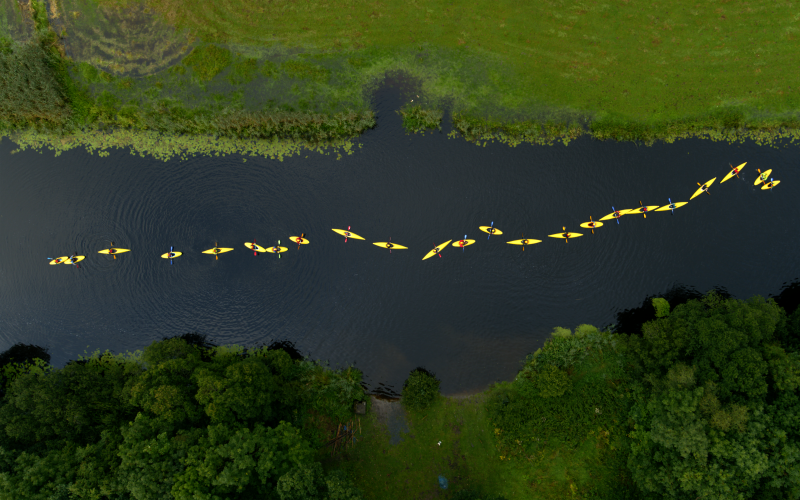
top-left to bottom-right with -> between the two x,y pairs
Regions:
1,83 -> 799,394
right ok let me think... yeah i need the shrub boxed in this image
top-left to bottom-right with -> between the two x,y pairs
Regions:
651,297 -> 670,318
551,326 -> 571,338
574,324 -> 599,337
525,364 -> 572,399
401,367 -> 440,412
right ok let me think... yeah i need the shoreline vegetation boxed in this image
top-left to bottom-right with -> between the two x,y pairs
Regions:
2,0 -> 800,161
1,291 -> 798,499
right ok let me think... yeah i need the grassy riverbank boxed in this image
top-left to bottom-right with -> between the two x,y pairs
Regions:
2,0 -> 800,159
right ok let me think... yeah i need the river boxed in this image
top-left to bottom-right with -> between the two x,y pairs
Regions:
1,80 -> 797,395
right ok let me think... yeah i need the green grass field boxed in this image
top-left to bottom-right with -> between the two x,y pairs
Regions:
3,0 -> 799,158
97,0 -> 800,137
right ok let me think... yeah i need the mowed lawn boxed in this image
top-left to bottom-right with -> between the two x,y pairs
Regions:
102,0 -> 800,124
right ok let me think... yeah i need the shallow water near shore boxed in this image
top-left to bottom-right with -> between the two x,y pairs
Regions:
1,78 -> 798,394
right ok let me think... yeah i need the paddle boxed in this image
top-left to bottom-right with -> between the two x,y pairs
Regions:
215,241 -> 219,260
668,198 -> 675,215
434,241 -> 442,258
111,241 -> 116,259
522,232 -> 525,251
462,234 -> 466,252
296,233 -> 304,251
170,246 -> 173,265
488,221 -> 494,240
277,240 -> 281,259
252,238 -> 258,256
563,226 -> 569,244
639,201 -> 647,219
769,178 -> 775,191
757,168 -> 766,184
729,163 -> 741,180
345,226 -> 351,243
612,206 -> 621,225
389,236 -> 392,254
697,182 -> 711,196
588,217 -> 595,234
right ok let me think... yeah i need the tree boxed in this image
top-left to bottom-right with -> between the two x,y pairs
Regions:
171,421 -> 316,500
627,293 -> 800,499
194,355 -> 280,426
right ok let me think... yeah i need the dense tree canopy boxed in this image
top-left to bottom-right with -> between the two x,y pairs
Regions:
626,293 -> 800,499
0,336 -> 366,499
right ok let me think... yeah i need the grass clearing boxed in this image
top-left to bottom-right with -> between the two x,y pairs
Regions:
325,329 -> 636,499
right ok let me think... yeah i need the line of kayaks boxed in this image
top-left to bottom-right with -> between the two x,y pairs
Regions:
48,161 -> 780,265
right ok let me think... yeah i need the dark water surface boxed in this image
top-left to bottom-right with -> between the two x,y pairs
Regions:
1,83 -> 798,394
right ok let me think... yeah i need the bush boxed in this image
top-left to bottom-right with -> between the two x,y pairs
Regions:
401,367 -> 440,412
574,324 -> 599,337
551,326 -> 571,338
651,297 -> 670,318
524,364 -> 572,399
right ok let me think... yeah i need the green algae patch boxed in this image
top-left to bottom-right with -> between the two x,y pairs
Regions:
6,128 -> 360,162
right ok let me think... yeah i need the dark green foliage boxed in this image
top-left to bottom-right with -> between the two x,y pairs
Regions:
0,335 -> 365,499
776,305 -> 800,353
0,343 -> 50,368
401,367 -> 441,412
487,337 -> 629,450
0,352 -> 141,447
194,355 -> 280,425
626,292 -> 800,499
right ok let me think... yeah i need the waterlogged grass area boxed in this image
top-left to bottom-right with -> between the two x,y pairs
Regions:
2,0 -> 800,159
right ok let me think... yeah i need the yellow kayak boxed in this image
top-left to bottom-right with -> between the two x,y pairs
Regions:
98,248 -> 130,255
599,209 -> 631,221
265,246 -> 288,254
422,240 -> 452,260
631,205 -> 659,216
290,236 -> 310,245
65,256 -> 85,264
50,256 -> 70,265
721,162 -> 746,183
579,221 -> 604,229
202,247 -> 234,255
655,202 -> 688,211
452,239 -> 476,248
479,226 -> 502,236
690,177 -> 716,200
507,238 -> 542,246
761,180 -> 780,190
161,252 -> 182,259
332,228 -> 365,240
244,242 -> 267,253
754,169 -> 772,186
373,242 -> 408,250
548,232 -> 583,240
